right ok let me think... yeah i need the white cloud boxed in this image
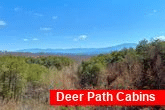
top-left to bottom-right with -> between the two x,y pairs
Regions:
14,7 -> 21,11
153,10 -> 157,13
33,38 -> 38,41
23,39 -> 28,41
34,13 -> 43,17
0,20 -> 6,26
52,16 -> 58,19
73,38 -> 78,41
40,27 -> 52,31
154,36 -> 165,41
145,9 -> 157,16
79,35 -> 87,40
73,35 -> 88,41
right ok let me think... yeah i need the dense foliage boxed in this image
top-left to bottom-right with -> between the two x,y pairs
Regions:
25,56 -> 74,70
0,55 -> 74,101
78,39 -> 165,89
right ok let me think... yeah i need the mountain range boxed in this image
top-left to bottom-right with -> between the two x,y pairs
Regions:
16,43 -> 137,55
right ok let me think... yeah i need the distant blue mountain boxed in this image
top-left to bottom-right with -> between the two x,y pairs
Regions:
16,43 -> 137,55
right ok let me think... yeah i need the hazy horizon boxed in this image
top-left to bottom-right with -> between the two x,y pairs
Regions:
12,42 -> 136,51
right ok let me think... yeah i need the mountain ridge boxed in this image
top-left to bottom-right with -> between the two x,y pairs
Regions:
15,43 -> 137,55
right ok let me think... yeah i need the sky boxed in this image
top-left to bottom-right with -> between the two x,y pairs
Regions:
0,0 -> 165,51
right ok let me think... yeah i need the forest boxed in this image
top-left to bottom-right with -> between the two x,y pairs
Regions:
0,39 -> 165,110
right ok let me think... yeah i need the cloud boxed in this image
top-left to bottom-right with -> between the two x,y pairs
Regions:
73,38 -> 78,41
0,20 -> 6,26
52,16 -> 58,19
34,13 -> 43,17
23,38 -> 39,41
74,35 -> 88,41
145,9 -> 157,16
23,39 -> 28,41
40,27 -> 52,31
153,10 -> 157,13
33,38 -> 38,41
14,7 -> 21,12
79,35 -> 87,40
154,36 -> 165,41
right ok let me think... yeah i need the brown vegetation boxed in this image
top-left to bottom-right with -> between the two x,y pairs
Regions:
0,39 -> 165,110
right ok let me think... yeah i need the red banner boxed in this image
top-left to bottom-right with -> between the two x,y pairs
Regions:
50,90 -> 165,106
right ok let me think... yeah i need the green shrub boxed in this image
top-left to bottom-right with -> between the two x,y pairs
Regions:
0,56 -> 48,101
25,56 -> 74,70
